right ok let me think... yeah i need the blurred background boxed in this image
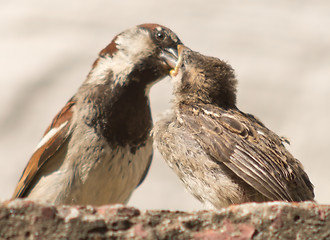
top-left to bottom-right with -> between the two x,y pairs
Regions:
1,1 -> 329,210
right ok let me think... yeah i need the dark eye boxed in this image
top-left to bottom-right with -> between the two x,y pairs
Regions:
155,30 -> 167,41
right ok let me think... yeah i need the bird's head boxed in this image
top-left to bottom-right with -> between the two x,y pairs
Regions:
169,45 -> 238,109
86,23 -> 182,89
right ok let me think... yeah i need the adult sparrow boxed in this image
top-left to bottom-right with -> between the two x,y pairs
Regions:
154,45 -> 314,209
12,23 -> 182,205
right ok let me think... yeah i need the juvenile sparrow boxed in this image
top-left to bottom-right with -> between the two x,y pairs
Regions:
154,45 -> 314,209
12,24 -> 182,205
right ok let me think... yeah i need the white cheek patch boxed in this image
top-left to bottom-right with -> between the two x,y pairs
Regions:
35,122 -> 68,151
85,53 -> 133,87
87,27 -> 155,87
87,56 -> 115,84
116,28 -> 154,59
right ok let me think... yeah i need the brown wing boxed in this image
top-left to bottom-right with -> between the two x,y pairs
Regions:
180,104 -> 314,201
12,99 -> 75,198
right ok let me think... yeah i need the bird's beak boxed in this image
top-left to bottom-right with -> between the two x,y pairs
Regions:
160,44 -> 186,77
160,47 -> 179,71
169,44 -> 185,77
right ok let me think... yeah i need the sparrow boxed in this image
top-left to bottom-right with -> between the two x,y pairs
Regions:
12,23 -> 182,205
153,45 -> 314,209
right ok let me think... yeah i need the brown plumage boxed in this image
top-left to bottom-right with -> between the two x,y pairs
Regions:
154,45 -> 314,208
12,24 -> 182,205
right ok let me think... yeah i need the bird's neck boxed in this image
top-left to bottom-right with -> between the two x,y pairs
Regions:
104,81 -> 152,147
79,77 -> 152,148
174,86 -> 237,110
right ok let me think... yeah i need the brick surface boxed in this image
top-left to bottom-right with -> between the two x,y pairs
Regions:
0,200 -> 329,239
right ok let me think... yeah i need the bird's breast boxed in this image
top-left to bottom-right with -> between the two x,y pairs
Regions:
70,136 -> 153,205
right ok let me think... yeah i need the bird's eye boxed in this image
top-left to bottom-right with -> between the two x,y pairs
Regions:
155,31 -> 167,41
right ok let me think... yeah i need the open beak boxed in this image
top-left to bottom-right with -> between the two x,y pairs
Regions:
169,44 -> 185,77
160,47 -> 178,70
160,44 -> 186,76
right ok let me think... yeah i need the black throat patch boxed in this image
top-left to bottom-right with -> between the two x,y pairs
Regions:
83,78 -> 153,151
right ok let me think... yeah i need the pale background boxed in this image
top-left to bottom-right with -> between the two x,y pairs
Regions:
1,1 -> 329,210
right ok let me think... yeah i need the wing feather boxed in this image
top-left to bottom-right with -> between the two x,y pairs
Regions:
12,99 -> 75,198
180,104 -> 314,201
